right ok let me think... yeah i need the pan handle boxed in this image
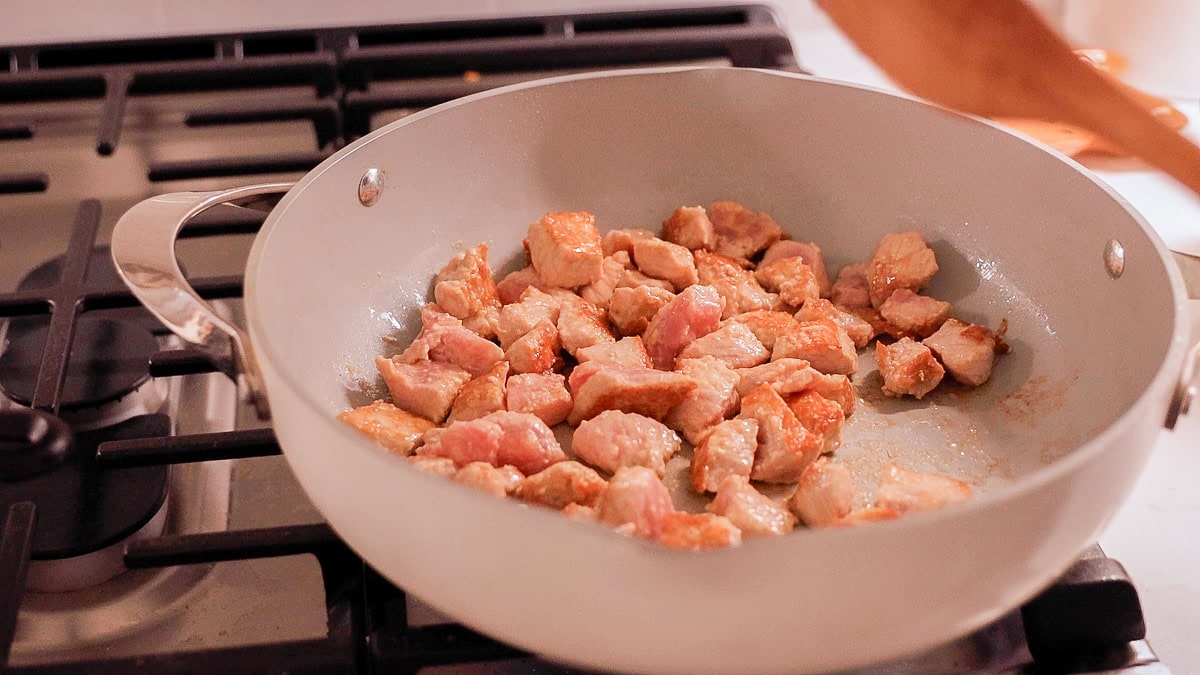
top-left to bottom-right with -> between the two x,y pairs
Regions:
111,183 -> 293,421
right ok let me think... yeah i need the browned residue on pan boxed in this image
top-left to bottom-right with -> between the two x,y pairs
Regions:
995,369 -> 1079,428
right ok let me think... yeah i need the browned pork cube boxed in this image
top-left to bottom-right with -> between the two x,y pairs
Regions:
632,237 -> 699,291
676,321 -> 770,369
453,462 -> 523,498
597,466 -> 675,538
505,372 -> 573,426
579,254 -> 629,310
754,256 -> 821,308
576,336 -> 653,369
433,243 -> 501,334
658,512 -> 742,549
735,358 -> 819,398
830,263 -> 871,309
709,200 -> 783,259
337,400 -> 437,456
796,298 -> 874,349
690,417 -> 757,493
617,267 -> 674,292
785,391 -> 845,455
923,318 -> 1007,386
695,250 -> 775,318
725,310 -> 801,351
516,461 -> 608,510
608,285 -> 675,336
447,361 -> 508,424
868,231 -> 939,307
496,286 -> 562,350
761,240 -> 832,296
879,289 -> 952,339
376,357 -> 471,422
504,319 -> 561,375
399,305 -> 504,377
662,205 -> 716,251
772,319 -> 858,376
642,284 -> 723,369
788,457 -> 854,527
527,211 -> 605,288
707,476 -> 797,538
875,463 -> 972,514
875,338 -> 944,399
572,410 -> 681,477
567,363 -> 697,425
557,295 -> 615,356
496,266 -> 561,305
739,384 -> 822,483
415,410 -> 565,475
601,227 -> 655,256
665,356 -> 741,446
804,372 -> 858,417
834,506 -> 902,527
407,454 -> 457,477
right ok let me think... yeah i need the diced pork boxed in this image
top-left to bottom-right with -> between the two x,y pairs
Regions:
879,289 -> 952,339
567,363 -> 697,425
562,503 -> 599,521
416,410 -> 566,475
736,359 -> 819,398
516,460 -> 608,509
788,457 -> 854,527
527,211 -> 605,288
602,228 -> 655,257
658,512 -> 742,549
433,244 -> 501,337
676,321 -> 769,369
875,338 -> 944,399
505,372 -> 573,426
597,466 -> 675,538
694,251 -> 775,319
608,285 -> 675,336
407,454 -> 457,477
642,284 -> 724,369
580,254 -> 629,309
376,357 -> 472,422
707,476 -> 797,538
796,298 -> 874,349
504,319 -> 561,375
617,267 -> 675,292
772,319 -> 858,375
868,231 -> 939,308
830,263 -> 871,309
632,237 -> 698,291
833,506 -> 903,527
496,287 -> 562,350
690,417 -> 757,493
709,200 -> 783,259
738,384 -> 823,483
338,400 -> 437,456
453,462 -> 523,498
576,336 -> 652,369
845,306 -> 887,343
557,295 -> 615,356
447,361 -> 509,423
724,310 -> 801,351
662,205 -> 716,251
875,463 -> 972,514
924,318 -> 1007,386
760,240 -> 832,296
804,372 -> 858,417
664,356 -> 741,445
785,391 -> 845,455
573,410 -> 681,477
496,266 -> 553,305
754,257 -> 820,308
396,305 -> 504,377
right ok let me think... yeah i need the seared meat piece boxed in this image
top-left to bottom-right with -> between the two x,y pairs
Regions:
658,512 -> 742,549
617,267 -> 675,292
709,200 -> 783,259
608,285 -> 675,336
867,231 -> 938,308
447,361 -> 509,423
376,357 -> 471,422
527,211 -> 605,288
785,391 -> 845,455
875,463 -> 972,514
796,298 -> 874,349
694,251 -> 775,319
707,476 -> 797,538
772,319 -> 858,376
662,205 -> 716,251
516,460 -> 608,509
834,506 -> 902,527
505,372 -> 573,426
453,462 -> 523,498
788,457 -> 854,527
632,237 -> 699,291
573,410 -> 681,477
496,266 -> 556,305
879,289 -> 952,339
562,503 -> 599,521
690,417 -> 757,493
580,254 -> 629,310
642,284 -> 723,369
725,310 -> 801,352
924,318 -> 1007,386
496,286 -> 562,350
576,336 -> 653,369
738,384 -> 822,483
761,240 -> 832,296
754,256 -> 820,308
602,227 -> 655,257
804,372 -> 858,417
338,400 -> 437,456
557,295 -> 616,356
407,454 -> 457,477
676,321 -> 770,369
736,358 -> 819,398
504,319 -> 561,375
397,305 -> 504,377
875,338 -> 944,399
415,410 -> 566,475
664,356 -> 741,445
597,466 -> 675,538
830,263 -> 871,309
845,306 -> 887,342
433,243 -> 501,337
567,362 -> 696,425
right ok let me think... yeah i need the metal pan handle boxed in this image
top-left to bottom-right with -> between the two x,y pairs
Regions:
111,183 -> 293,421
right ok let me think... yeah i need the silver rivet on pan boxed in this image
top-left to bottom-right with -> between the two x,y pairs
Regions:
1103,238 -> 1125,279
358,168 -> 384,206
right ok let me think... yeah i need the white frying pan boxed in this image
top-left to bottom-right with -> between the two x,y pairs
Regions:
111,67 -> 1196,674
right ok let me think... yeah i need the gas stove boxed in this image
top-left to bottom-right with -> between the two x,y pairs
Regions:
0,6 -> 1174,673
